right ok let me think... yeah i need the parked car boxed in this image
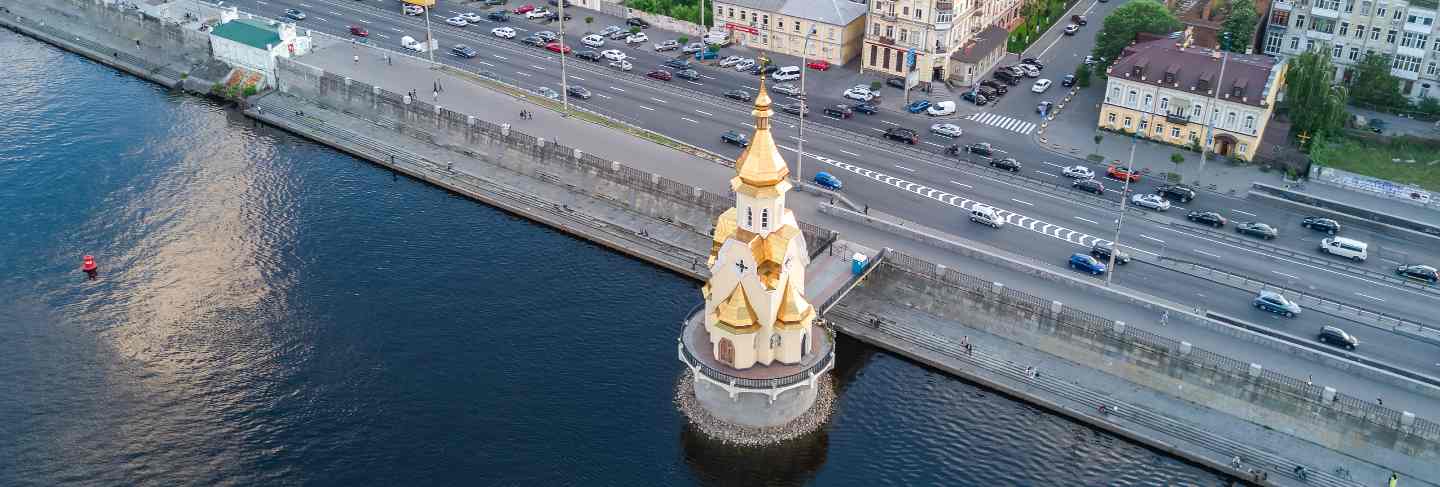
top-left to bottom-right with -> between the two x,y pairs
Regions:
976,86 -> 1000,99
1253,290 -> 1301,317
535,31 -> 559,42
1235,221 -> 1278,239
492,27 -> 518,39
1186,210 -> 1227,227
575,50 -> 602,61
1155,184 -> 1196,202
1069,254 -> 1107,275
487,11 -> 510,21
980,79 -> 1008,94
851,102 -> 879,115
581,34 -> 605,47
682,42 -> 706,53
545,42 -> 572,54
445,16 -> 470,27
964,142 -> 996,157
521,36 -> 547,47
675,69 -> 701,80
1301,216 -> 1341,234
1395,264 -> 1439,283
1091,243 -> 1130,265
720,55 -> 744,67
645,69 -> 672,81
930,123 -> 963,138
823,105 -> 854,119
1072,179 -> 1105,195
734,59 -> 756,71
905,99 -> 932,113
749,64 -> 779,76
626,32 -> 649,44
883,127 -> 920,144
778,103 -> 809,117
1064,24 -> 1080,35
807,60 -> 832,71
460,12 -> 484,23
513,3 -> 537,14
609,59 -> 633,71
526,8 -> 551,19
887,76 -> 907,89
404,4 -> 425,15
1317,326 -> 1358,350
348,25 -> 369,37
542,11 -> 572,22
599,26 -> 624,37
994,70 -> 1021,85
627,17 -> 650,28
1061,74 -> 1076,87
1021,57 -> 1045,69
1106,164 -> 1141,182
654,39 -> 680,51
1130,193 -> 1171,211
814,172 -> 843,190
284,8 -> 306,20
960,90 -> 989,106
567,85 -> 592,99
693,49 -> 720,60
1084,55 -> 1101,65
844,85 -> 876,101
1031,79 -> 1053,93
927,101 -> 956,116
601,49 -> 627,61
1072,14 -> 1087,25
1061,165 -> 1093,179
990,158 -> 1022,172
771,66 -> 802,81
484,0 -> 505,5
662,58 -> 692,70
1014,64 -> 1040,77
607,29 -> 632,40
723,89 -> 752,102
721,130 -> 749,147
771,83 -> 802,96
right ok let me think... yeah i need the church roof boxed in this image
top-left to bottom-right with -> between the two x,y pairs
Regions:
734,80 -> 790,188
714,284 -> 759,332
776,277 -> 814,326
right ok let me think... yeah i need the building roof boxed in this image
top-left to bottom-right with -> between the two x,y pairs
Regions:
734,80 -> 791,188
720,0 -> 867,26
1109,37 -> 1278,108
211,18 -> 282,50
950,26 -> 1008,64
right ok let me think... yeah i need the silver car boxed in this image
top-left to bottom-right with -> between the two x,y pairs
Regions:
930,123 -> 963,138
771,83 -> 801,96
536,86 -> 560,99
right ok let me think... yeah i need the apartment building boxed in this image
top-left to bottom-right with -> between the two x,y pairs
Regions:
860,0 -> 1023,85
1099,37 -> 1286,161
1261,0 -> 1440,101
710,0 -> 869,66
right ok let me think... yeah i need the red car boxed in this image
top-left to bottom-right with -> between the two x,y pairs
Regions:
806,60 -> 831,71
1106,163 -> 1141,182
645,69 -> 672,81
348,25 -> 369,37
545,42 -> 572,54
513,4 -> 536,14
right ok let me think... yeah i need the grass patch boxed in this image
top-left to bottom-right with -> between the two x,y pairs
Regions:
1310,135 -> 1440,191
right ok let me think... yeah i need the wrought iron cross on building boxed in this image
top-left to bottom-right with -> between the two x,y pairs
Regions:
735,260 -> 749,274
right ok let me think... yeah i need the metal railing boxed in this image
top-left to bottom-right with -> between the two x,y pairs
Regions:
677,321 -> 835,390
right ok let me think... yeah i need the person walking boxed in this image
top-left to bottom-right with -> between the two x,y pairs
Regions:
353,54 -> 359,64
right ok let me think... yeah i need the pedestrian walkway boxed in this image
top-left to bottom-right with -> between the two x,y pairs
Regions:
967,112 -> 1038,135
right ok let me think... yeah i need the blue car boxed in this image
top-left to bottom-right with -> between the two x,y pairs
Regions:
905,99 -> 932,113
814,171 -> 842,190
694,50 -> 719,60
1068,253 -> 1106,275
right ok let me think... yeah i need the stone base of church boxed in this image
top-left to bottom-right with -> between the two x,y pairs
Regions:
674,370 -> 835,446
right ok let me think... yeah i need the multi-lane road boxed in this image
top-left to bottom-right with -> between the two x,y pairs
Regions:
234,0 -> 1440,371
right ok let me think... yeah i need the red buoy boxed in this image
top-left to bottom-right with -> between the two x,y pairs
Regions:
81,255 -> 98,279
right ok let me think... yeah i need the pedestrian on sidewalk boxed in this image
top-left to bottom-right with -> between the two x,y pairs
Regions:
1159,310 -> 1169,326
386,54 -> 392,66
1378,397 -> 1384,406
1230,456 -> 1242,469
1306,375 -> 1313,386
965,342 -> 973,355
353,54 -> 359,64
432,90 -> 438,102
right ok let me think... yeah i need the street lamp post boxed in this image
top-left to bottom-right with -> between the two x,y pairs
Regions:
1196,33 -> 1230,182
1105,134 -> 1139,286
422,4 -> 436,64
796,27 -> 816,185
559,0 -> 570,114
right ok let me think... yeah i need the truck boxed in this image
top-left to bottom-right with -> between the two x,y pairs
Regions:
400,35 -> 433,53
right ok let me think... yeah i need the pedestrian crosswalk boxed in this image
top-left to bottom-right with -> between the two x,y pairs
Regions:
965,112 -> 1038,135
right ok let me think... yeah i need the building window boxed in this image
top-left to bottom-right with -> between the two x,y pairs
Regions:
1377,4 -> 1386,17
1428,62 -> 1440,76
1339,22 -> 1349,36
1333,43 -> 1344,57
1313,18 -> 1335,33
1289,36 -> 1300,50
1171,127 -> 1182,138
794,21 -> 801,32
1125,90 -> 1138,106
1393,54 -> 1421,72
761,208 -> 770,229
1394,8 -> 1403,20
746,207 -> 753,227
1108,87 -> 1120,102
1371,27 -> 1381,41
1344,0 -> 1353,12
1191,103 -> 1203,118
916,8 -> 924,20
1238,143 -> 1248,154
1387,30 -> 1397,44
1107,112 -> 1117,124
1140,119 -> 1149,131
1225,112 -> 1237,128
1189,130 -> 1198,141
1244,115 -> 1256,131
728,7 -> 734,18
1349,47 -> 1360,60
1265,31 -> 1282,53
1123,116 -> 1132,128
1296,14 -> 1306,28
1354,25 -> 1364,39
1316,0 -> 1340,8
872,24 -> 880,37
1306,39 -> 1316,52
1359,1 -> 1369,15
899,29 -> 907,43
1154,124 -> 1164,135
1270,9 -> 1290,26
1143,94 -> 1153,111
1158,97 -> 1169,112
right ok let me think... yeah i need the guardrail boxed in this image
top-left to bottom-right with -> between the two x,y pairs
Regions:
677,318 -> 834,391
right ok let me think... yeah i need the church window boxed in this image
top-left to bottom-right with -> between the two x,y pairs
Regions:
770,333 -> 782,348
761,208 -> 770,229
746,206 -> 753,227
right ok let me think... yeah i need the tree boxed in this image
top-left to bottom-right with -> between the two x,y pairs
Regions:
1284,51 -> 1348,147
1348,52 -> 1406,110
1092,0 -> 1182,75
1219,0 -> 1258,53
584,16 -> 594,27
1075,63 -> 1092,87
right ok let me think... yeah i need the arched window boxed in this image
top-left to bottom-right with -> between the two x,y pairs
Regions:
1108,86 -> 1121,102
1125,90 -> 1138,106
1225,112 -> 1237,128
761,208 -> 770,229
1191,103 -> 1203,118
1243,115 -> 1256,131
1158,97 -> 1169,113
1142,94 -> 1153,111
746,207 -> 753,227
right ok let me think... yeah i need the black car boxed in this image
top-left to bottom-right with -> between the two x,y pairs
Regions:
976,86 -> 1000,99
1021,58 -> 1044,69
980,79 -> 1008,94
961,90 -> 989,106
1155,184 -> 1196,202
989,158 -> 1022,172
1395,264 -> 1439,283
1091,243 -> 1131,265
723,89 -> 752,102
964,142 -> 995,157
883,127 -> 919,144
626,17 -> 650,28
887,76 -> 907,89
779,102 -> 808,117
721,130 -> 749,147
662,58 -> 692,70
548,0 -> 573,6
1317,326 -> 1358,350
1301,216 -> 1341,234
575,50 -> 602,61
488,11 -> 510,21
851,102 -> 878,115
750,64 -> 779,76
522,36 -> 547,47
823,105 -> 854,119
566,85 -> 592,99
1073,179 -> 1105,195
484,0 -> 506,5
675,69 -> 701,80
1186,210 -> 1227,227
1061,74 -> 1076,87
1235,222 -> 1278,240
450,44 -> 479,58
542,11 -> 572,21
994,70 -> 1021,85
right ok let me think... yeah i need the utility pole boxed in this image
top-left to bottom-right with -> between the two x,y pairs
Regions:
1105,134 -> 1138,286
559,0 -> 569,115
422,3 -> 436,64
1196,33 -> 1230,182
796,27 -> 815,184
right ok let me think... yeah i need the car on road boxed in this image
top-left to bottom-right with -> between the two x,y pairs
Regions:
1301,216 -> 1341,234
683,42 -> 706,53
980,79 -> 1009,94
1155,184 -> 1196,202
662,58 -> 692,70
627,17 -> 650,29
487,11 -> 510,21
284,8 -> 306,20
1186,210 -> 1227,227
927,101 -> 956,116
723,89 -> 752,102
1037,101 -> 1054,115
721,130 -> 749,147
460,12 -> 484,23
883,127 -> 920,144
1130,193 -> 1171,211
823,105 -> 854,119
1064,24 -> 1080,35
720,55 -> 744,67
581,34 -> 605,47
1106,164 -> 1141,182
348,25 -> 369,37
450,44 -> 479,58
535,31 -> 559,42
968,204 -> 1004,228
600,49 -> 627,61
1061,165 -> 1093,179
1320,236 -> 1368,261
1317,326 -> 1358,350
1072,179 -> 1105,195
1253,290 -> 1301,317
905,99 -> 932,113
887,76 -> 907,89
964,142 -> 996,157
654,39 -> 680,51
575,50 -> 602,61
545,42 -> 572,54
1072,14 -> 1088,25
844,85 -> 876,101
734,58 -> 756,71
608,29 -> 634,40
600,26 -> 624,37
1235,221 -> 1278,239
961,91 -> 989,106
675,69 -> 701,80
976,86 -> 1001,100
1084,55 -> 1102,65
771,83 -> 802,96
990,158 -> 1022,172
526,8 -> 551,19
694,50 -> 720,60
514,4 -> 537,14
1061,74 -> 1076,87
536,86 -> 560,100
567,85 -> 592,99
522,36 -> 547,47
645,69 -> 672,81
814,172 -> 843,190
1014,64 -> 1040,77
930,123 -> 963,137
851,103 -> 879,115
485,0 -> 506,5
609,59 -> 633,71
493,27 -> 518,39
807,60 -> 832,71
771,66 -> 802,81
445,16 -> 470,27
404,4 -> 425,15
1069,254 -> 1107,275
1031,79 -> 1052,93
779,103 -> 809,117
1395,264 -> 1439,283
1091,243 -> 1131,265
626,32 -> 649,44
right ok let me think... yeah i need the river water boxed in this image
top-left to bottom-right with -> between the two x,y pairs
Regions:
0,30 -> 1225,486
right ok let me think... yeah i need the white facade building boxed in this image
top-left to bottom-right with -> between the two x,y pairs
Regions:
1262,0 -> 1440,101
209,16 -> 312,87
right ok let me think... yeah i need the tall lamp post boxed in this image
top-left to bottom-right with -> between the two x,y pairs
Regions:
559,0 -> 570,114
1196,33 -> 1230,182
796,26 -> 816,185
1105,133 -> 1139,286
422,3 -> 436,64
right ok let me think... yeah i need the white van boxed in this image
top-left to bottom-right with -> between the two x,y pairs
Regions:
401,35 -> 428,52
1320,236 -> 1368,261
703,30 -> 730,46
771,66 -> 801,81
969,205 -> 1004,228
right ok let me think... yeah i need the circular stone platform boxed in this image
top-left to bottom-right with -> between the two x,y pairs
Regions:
677,317 -> 835,433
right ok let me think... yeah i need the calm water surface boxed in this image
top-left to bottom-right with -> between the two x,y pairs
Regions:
0,30 -> 1225,486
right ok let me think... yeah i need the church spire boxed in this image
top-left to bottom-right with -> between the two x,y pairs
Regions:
734,79 -> 790,188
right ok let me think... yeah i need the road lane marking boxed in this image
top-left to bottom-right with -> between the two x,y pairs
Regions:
687,81 -> 704,86
610,86 -> 625,92
516,72 -> 532,77
949,180 -> 972,188
1036,171 -> 1057,177
651,97 -> 667,103
840,149 -> 859,156
880,120 -> 899,126
531,65 -> 546,70
1232,209 -> 1256,216
1272,271 -> 1298,279
1044,161 -> 1064,168
479,61 -> 495,66
695,110 -> 713,116
1011,198 -> 1034,206
869,128 -> 886,133
681,117 -> 699,124
1075,216 -> 1098,224
569,75 -> 585,81
1140,234 -> 1164,244
494,55 -> 509,60
924,142 -> 946,148
1194,249 -> 1220,258
1355,292 -> 1385,302
895,165 -> 916,172
595,93 -> 612,99
639,105 -> 655,111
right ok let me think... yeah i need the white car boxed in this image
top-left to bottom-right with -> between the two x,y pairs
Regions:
445,16 -> 469,27
609,59 -> 633,71
734,58 -> 755,71
492,27 -> 517,39
526,8 -> 552,19
1061,165 -> 1094,179
1031,79 -> 1052,93
654,40 -> 680,51
582,34 -> 605,47
719,55 -> 743,67
626,32 -> 649,44
926,100 -> 956,116
1131,193 -> 1172,211
460,12 -> 483,23
1016,64 -> 1041,77
843,85 -> 875,101
930,123 -> 963,138
601,49 -> 627,61
403,4 -> 424,15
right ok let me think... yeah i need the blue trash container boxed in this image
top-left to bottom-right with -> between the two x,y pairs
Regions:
851,252 -> 869,275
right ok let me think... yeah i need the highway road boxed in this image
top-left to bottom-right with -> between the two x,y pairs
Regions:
232,0 -> 1440,370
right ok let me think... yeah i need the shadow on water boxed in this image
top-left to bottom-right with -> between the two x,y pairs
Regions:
680,421 -> 830,487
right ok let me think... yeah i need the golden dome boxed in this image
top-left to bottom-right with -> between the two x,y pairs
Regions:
776,278 -> 814,325
734,79 -> 790,188
715,284 -> 758,329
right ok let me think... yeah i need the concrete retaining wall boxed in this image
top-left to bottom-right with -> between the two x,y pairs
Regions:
1252,182 -> 1440,241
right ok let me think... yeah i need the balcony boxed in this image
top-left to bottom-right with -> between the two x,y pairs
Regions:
877,36 -> 896,45
1272,0 -> 1293,9
1311,6 -> 1340,17
1165,112 -> 1191,124
879,11 -> 898,21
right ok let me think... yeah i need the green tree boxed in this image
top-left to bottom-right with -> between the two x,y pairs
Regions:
1284,50 -> 1348,147
1074,63 -> 1092,87
1348,52 -> 1406,110
1418,97 -> 1440,119
1219,0 -> 1258,53
1091,0 -> 1182,75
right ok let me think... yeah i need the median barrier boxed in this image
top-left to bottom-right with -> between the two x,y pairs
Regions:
1249,182 -> 1440,243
